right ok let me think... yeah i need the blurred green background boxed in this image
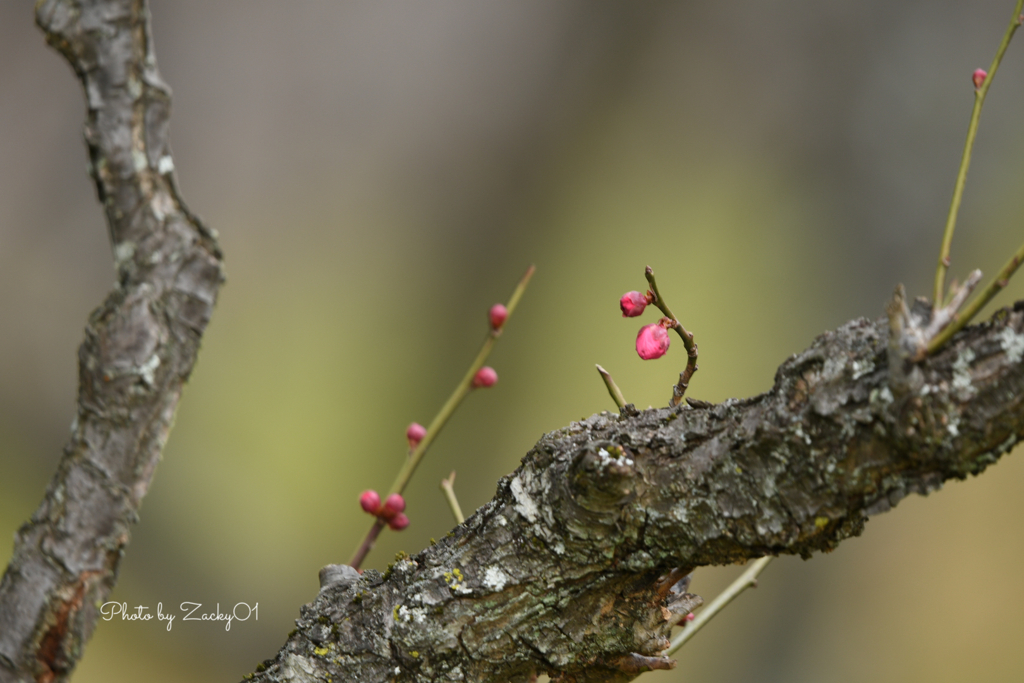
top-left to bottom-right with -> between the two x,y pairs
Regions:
3,1 -> 1024,681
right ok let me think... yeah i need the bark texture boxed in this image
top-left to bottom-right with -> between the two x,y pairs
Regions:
0,2 -> 224,682
249,305 -> 1024,683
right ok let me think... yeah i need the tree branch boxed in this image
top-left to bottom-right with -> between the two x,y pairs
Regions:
0,2 -> 223,681
252,303 -> 1024,683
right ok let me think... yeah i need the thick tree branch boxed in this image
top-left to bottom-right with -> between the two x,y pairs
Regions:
0,2 -> 223,682
252,303 -> 1024,683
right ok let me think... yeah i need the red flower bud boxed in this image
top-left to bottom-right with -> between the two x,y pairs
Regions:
388,512 -> 410,531
359,490 -> 381,514
973,68 -> 987,89
489,303 -> 508,330
406,422 -> 426,449
619,291 -> 652,317
379,493 -> 406,520
636,319 -> 671,360
472,366 -> 498,388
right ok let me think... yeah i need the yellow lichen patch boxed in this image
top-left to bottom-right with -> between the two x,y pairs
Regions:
814,516 -> 829,529
313,646 -> 329,657
443,567 -> 466,592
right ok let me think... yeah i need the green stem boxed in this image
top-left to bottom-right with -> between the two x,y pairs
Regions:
927,241 -> 1024,353
386,265 -> 534,497
668,556 -> 773,654
933,2 -> 1024,308
644,266 -> 698,405
350,265 -> 535,567
595,364 -> 626,410
440,471 -> 465,524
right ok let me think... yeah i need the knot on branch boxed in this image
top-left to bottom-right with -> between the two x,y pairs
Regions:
569,443 -> 643,512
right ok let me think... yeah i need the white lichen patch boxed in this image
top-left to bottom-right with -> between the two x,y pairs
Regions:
952,348 -> 976,399
132,148 -> 148,172
137,354 -> 161,386
669,502 -> 689,524
998,326 -> 1024,363
947,412 -> 960,437
850,358 -> 874,380
822,355 -> 846,381
509,475 -> 538,523
158,155 -> 175,174
868,387 -> 892,409
114,241 -> 136,265
279,653 -> 319,682
793,425 -> 812,445
596,447 -> 634,469
394,605 -> 427,624
483,566 -> 509,592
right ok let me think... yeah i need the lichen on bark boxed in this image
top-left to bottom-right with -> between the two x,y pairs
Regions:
249,304 -> 1024,682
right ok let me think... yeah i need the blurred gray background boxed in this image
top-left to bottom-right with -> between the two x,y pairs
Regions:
3,1 -> 1024,681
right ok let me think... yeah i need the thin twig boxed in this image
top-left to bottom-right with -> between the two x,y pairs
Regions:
440,471 -> 465,524
350,265 -> 535,567
928,243 -> 1024,353
933,1 -> 1024,309
667,556 -> 773,654
645,266 -> 698,405
596,364 -> 626,410
350,519 -> 386,570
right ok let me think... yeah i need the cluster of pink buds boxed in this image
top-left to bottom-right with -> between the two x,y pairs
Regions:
352,274 -> 531,569
359,490 -> 409,530
973,68 -> 988,89
620,288 -> 674,360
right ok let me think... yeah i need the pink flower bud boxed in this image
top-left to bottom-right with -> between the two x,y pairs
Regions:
489,303 -> 508,330
359,490 -> 381,514
472,366 -> 498,388
684,612 -> 695,623
406,422 -> 426,449
379,493 -> 406,520
973,68 -> 987,89
636,319 -> 671,360
387,512 -> 410,531
619,291 -> 652,317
